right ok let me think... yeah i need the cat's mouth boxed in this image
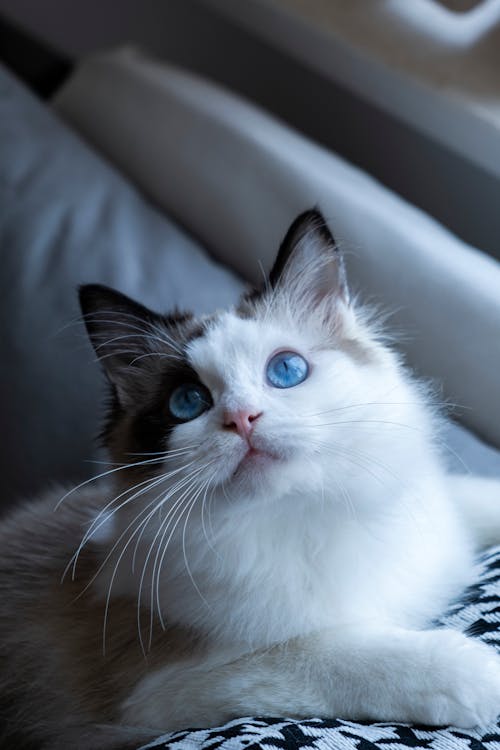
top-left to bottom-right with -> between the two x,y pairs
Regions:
232,445 -> 280,476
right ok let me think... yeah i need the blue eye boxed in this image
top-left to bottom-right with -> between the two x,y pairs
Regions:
266,351 -> 309,389
169,383 -> 212,421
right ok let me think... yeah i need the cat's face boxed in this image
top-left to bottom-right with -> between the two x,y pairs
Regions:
80,211 -> 418,517
173,307 -> 378,503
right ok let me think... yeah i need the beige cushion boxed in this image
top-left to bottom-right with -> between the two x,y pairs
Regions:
54,48 -> 500,448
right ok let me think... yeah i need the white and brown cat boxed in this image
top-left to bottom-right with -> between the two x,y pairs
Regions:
1,210 -> 500,750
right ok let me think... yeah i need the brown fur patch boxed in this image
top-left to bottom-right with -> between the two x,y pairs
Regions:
0,489 -> 205,748
337,337 -> 377,366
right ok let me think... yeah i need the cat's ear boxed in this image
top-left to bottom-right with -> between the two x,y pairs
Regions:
79,284 -> 163,404
269,209 -> 349,304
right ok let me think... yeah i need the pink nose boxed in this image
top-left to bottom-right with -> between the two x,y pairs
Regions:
223,409 -> 262,438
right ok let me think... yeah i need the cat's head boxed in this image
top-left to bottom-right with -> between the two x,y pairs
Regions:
80,210 -> 430,515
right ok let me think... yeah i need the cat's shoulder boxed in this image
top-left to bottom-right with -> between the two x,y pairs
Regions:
0,483 -> 107,577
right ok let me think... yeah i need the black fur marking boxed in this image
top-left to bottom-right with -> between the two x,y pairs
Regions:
239,209 -> 347,319
79,284 -> 165,342
79,284 -> 208,463
239,287 -> 263,309
128,363 -> 209,459
269,208 -> 336,288
98,388 -> 124,448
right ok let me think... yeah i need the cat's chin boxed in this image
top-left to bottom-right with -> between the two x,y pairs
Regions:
227,448 -> 281,491
222,447 -> 313,504
234,447 -> 280,475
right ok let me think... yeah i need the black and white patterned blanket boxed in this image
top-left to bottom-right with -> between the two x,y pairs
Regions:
139,546 -> 500,750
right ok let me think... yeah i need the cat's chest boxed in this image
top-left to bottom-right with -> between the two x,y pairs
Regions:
109,492 -> 465,649
157,513 -> 397,647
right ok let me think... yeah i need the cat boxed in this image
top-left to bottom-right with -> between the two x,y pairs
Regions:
1,209 -> 500,750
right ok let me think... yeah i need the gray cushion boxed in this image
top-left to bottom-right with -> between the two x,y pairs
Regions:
0,65 -> 244,508
442,420 -> 500,477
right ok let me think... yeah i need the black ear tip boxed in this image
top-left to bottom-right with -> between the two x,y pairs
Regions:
78,283 -> 113,314
290,208 -> 331,236
78,284 -> 96,312
291,208 -> 335,247
300,207 -> 326,224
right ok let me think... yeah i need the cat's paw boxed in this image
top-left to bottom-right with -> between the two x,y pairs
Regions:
412,630 -> 500,728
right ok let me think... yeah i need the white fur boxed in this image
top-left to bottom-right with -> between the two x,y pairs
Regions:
110,308 -> 472,642
93,267 -> 500,729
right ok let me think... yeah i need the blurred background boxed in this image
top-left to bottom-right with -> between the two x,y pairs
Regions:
1,0 -> 500,258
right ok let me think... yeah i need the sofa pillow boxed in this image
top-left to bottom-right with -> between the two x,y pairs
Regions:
0,65 -> 244,509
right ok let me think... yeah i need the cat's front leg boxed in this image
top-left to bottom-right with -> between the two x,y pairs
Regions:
122,626 -> 500,731
313,625 -> 500,727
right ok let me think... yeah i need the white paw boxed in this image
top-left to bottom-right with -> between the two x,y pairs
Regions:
411,631 -> 500,728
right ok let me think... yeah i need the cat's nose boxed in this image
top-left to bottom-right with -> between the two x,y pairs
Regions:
223,409 -> 262,438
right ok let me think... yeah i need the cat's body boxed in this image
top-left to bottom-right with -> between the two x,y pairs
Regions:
1,211 -> 500,749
